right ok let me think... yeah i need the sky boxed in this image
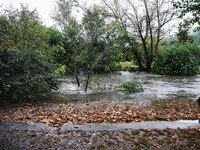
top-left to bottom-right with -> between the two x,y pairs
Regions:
0,0 -> 57,26
0,0 -> 97,27
0,0 -> 178,35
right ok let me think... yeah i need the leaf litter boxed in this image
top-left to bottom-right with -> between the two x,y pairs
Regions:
0,99 -> 199,127
0,98 -> 200,149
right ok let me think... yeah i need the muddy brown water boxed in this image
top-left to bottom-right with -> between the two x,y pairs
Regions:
53,71 -> 200,106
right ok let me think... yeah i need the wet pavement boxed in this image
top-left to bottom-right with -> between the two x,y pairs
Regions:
54,72 -> 200,105
0,121 -> 56,132
61,120 -> 200,131
0,120 -> 199,132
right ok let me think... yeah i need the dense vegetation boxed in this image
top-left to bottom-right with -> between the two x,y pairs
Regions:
0,0 -> 200,102
0,6 -> 57,101
152,43 -> 200,76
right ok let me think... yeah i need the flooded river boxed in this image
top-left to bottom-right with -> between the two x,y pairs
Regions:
53,71 -> 200,105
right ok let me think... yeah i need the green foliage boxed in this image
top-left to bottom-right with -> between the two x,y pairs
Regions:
177,26 -> 194,43
53,0 -> 79,30
173,0 -> 200,29
45,27 -> 65,64
105,21 -> 140,67
103,62 -> 122,72
93,49 -> 123,73
52,1 -> 138,73
152,43 -> 200,76
0,47 -> 55,100
0,6 -> 56,102
81,6 -> 107,69
93,61 -> 122,73
52,0 -> 84,75
81,6 -> 131,73
54,64 -> 66,77
120,61 -> 139,72
115,80 -> 143,93
45,27 -> 63,46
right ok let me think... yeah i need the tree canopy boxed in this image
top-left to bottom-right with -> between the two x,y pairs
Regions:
103,0 -> 176,71
173,0 -> 200,29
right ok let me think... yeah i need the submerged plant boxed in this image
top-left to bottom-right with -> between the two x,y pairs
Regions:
115,80 -> 143,93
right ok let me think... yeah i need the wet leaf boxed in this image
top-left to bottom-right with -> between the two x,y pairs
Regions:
0,99 -> 199,126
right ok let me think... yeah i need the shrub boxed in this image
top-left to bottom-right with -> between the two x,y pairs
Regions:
101,62 -> 122,73
115,80 -> 143,93
0,7 -> 57,102
0,47 -> 56,102
152,43 -> 200,76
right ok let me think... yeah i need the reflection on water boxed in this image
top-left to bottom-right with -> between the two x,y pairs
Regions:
53,71 -> 200,105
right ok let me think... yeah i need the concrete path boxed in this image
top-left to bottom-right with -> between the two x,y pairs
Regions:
61,120 -> 200,131
0,120 -> 199,132
0,121 -> 57,132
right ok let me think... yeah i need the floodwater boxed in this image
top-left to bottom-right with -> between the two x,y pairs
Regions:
53,71 -> 200,106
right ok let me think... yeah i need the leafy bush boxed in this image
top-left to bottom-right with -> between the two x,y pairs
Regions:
0,47 -> 56,101
0,6 -> 57,102
115,80 -> 143,93
152,43 -> 200,76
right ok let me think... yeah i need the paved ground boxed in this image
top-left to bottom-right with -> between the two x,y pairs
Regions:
61,120 -> 200,131
0,120 -> 200,132
0,121 -> 200,150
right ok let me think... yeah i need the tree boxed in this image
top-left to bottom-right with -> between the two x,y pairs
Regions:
64,18 -> 84,87
81,6 -> 109,92
53,0 -> 118,92
52,0 -> 79,31
0,5 -> 56,101
173,0 -> 200,29
102,0 -> 176,71
52,0 -> 84,87
45,27 -> 66,76
177,25 -> 194,43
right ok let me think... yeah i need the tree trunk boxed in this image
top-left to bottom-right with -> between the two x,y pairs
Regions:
145,55 -> 153,72
146,61 -> 151,72
75,74 -> 80,87
85,73 -> 91,93
133,50 -> 145,71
